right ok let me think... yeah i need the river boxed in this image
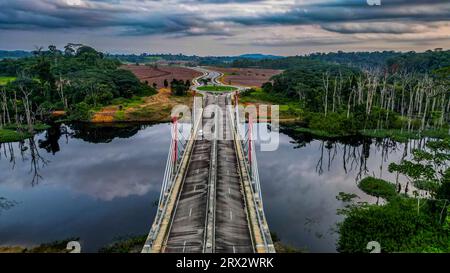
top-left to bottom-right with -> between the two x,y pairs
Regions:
0,123 -> 424,252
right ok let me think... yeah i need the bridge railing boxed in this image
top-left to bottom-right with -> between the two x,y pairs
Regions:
143,99 -> 202,252
228,95 -> 275,253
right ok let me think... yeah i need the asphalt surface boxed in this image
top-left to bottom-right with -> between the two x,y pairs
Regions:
164,95 -> 215,253
163,68 -> 253,253
214,95 -> 253,253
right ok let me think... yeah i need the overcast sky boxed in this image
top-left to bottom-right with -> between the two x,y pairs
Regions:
0,0 -> 449,56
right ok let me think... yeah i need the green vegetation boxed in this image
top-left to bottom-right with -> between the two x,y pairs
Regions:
0,123 -> 51,143
294,127 -> 346,138
360,129 -> 420,143
170,79 -> 190,96
338,139 -> 450,253
197,85 -> 237,92
0,129 -> 32,143
0,76 -> 16,85
237,54 -> 449,140
0,238 -> 79,253
231,50 -> 450,72
0,44 -> 156,133
338,196 -> 450,253
240,87 -> 301,119
110,96 -> 145,109
358,177 -> 398,201
98,235 -> 147,253
270,232 -> 304,253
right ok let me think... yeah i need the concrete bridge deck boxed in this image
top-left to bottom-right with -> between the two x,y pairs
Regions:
143,67 -> 274,253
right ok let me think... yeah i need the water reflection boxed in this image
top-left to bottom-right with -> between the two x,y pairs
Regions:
257,124 -> 427,252
0,123 -> 170,252
0,121 -> 433,253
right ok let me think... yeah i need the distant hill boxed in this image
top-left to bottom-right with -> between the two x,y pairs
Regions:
0,50 -> 32,59
238,54 -> 282,60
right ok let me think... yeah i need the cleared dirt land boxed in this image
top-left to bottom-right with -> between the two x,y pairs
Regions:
208,67 -> 282,87
123,65 -> 202,88
92,88 -> 196,123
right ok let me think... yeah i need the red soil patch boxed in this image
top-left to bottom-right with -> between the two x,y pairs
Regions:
51,110 -> 66,117
123,65 -> 202,88
208,67 -> 282,88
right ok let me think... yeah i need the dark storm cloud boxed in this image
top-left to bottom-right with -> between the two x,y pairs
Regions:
181,0 -> 264,2
0,0 -> 449,37
0,0 -> 237,36
320,22 -> 423,34
229,0 -> 450,29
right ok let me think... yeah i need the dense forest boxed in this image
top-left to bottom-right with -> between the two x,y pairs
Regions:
108,53 -> 281,66
0,44 -> 155,140
0,50 -> 32,60
231,50 -> 450,72
242,50 -> 450,139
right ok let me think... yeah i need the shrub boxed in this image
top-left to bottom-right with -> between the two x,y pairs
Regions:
69,102 -> 91,121
358,177 -> 397,200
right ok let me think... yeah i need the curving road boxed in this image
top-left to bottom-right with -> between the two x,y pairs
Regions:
190,67 -> 247,94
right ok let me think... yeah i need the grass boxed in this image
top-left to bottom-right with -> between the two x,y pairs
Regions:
360,128 -> 449,143
239,88 -> 302,120
114,110 -> 126,121
422,129 -> 450,139
0,129 -> 32,143
358,177 -> 398,201
98,235 -> 147,253
294,127 -> 350,138
3,123 -> 50,131
360,129 -> 420,143
0,123 -> 51,143
0,76 -> 17,85
0,238 -> 78,253
197,85 -> 237,92
110,96 -> 146,109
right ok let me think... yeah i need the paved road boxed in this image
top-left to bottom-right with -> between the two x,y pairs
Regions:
164,67 -> 253,253
215,94 -> 253,253
164,95 -> 215,253
191,67 -> 247,93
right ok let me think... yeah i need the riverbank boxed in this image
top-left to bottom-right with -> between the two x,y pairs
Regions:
0,238 -> 77,253
238,87 -> 302,121
240,88 -> 449,141
1,88 -> 197,143
337,138 -> 450,253
0,123 -> 51,143
91,88 -> 196,123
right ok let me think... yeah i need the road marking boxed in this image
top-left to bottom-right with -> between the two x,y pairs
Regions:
193,185 -> 196,192
230,209 -> 233,221
189,207 -> 192,217
228,187 -> 231,195
233,245 -> 236,253
183,241 -> 187,253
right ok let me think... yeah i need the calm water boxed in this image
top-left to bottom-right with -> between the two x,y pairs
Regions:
257,126 -> 425,252
0,123 -> 424,252
0,123 -> 170,252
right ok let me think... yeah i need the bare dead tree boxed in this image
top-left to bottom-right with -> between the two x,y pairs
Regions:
322,71 -> 330,117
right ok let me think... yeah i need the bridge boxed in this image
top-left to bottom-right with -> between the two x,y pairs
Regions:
142,68 -> 275,253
